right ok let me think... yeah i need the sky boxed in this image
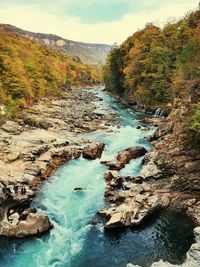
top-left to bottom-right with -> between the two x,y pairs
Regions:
0,0 -> 199,44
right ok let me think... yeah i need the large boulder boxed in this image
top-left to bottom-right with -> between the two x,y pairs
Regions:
1,121 -> 23,134
83,143 -> 105,160
104,212 -> 124,228
0,213 -> 53,238
101,160 -> 125,171
15,213 -> 52,237
140,161 -> 162,179
117,146 -> 147,165
99,193 -> 162,229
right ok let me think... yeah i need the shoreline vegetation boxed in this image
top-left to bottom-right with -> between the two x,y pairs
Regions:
0,25 -> 102,120
103,9 -> 200,133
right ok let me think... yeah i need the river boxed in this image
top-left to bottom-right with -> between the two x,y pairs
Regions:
0,88 -> 195,267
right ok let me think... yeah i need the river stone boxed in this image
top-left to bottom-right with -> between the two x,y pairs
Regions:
101,160 -> 125,171
140,161 -> 162,179
74,187 -> 84,191
22,174 -> 35,184
6,151 -> 20,162
83,143 -> 105,160
38,152 -> 52,162
22,208 -> 37,217
117,146 -> 147,165
15,213 -> 53,238
9,212 -> 20,221
1,121 -> 22,134
104,170 -> 121,181
105,212 -> 123,228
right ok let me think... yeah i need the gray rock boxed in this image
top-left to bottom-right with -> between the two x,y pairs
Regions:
0,213 -> 53,238
22,174 -> 35,184
1,121 -> 22,134
100,193 -> 162,229
140,161 -> 162,179
6,151 -> 20,162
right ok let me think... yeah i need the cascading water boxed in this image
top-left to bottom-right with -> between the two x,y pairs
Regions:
154,108 -> 166,118
0,89 -> 194,267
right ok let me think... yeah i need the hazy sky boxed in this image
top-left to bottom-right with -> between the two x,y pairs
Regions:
0,0 -> 198,44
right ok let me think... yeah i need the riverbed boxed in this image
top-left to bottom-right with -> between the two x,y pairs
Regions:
0,89 -> 195,267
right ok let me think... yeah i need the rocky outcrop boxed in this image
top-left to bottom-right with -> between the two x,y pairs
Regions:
83,143 -> 105,160
147,104 -> 200,191
0,213 -> 52,238
116,146 -> 147,165
0,181 -> 52,237
99,192 -> 163,228
99,168 -> 172,229
140,151 -> 162,179
123,101 -> 200,266
101,146 -> 147,171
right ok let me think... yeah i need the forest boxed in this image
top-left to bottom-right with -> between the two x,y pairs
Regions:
103,10 -> 200,131
0,27 -> 102,118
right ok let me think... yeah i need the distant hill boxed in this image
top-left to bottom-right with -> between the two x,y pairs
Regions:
0,24 -> 111,65
0,26 -> 102,118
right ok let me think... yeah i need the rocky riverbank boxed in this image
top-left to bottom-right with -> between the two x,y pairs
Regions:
0,86 -> 199,266
0,88 -> 113,237
97,96 -> 200,266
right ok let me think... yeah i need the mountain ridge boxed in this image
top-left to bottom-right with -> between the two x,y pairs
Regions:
0,23 -> 112,65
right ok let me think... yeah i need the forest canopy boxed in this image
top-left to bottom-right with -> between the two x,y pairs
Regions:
0,27 -> 102,117
103,10 -> 200,130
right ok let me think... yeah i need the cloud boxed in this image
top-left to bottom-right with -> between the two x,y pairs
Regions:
0,1 -> 198,44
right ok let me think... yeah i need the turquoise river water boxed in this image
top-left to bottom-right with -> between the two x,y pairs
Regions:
0,89 -> 195,267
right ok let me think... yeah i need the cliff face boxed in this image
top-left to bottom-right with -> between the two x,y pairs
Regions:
151,101 -> 200,191
0,24 -> 111,65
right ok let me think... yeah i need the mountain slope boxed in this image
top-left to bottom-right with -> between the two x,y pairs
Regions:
104,11 -> 200,123
0,24 -> 111,65
103,9 -> 200,191
0,27 -> 102,118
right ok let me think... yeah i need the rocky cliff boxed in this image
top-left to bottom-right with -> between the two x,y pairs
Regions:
0,24 -> 111,65
148,102 -> 200,192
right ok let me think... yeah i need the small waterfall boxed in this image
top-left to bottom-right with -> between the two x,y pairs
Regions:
154,108 -> 166,118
